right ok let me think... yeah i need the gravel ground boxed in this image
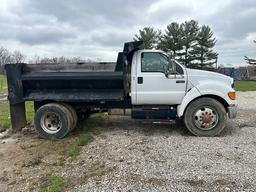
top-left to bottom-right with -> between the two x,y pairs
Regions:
73,92 -> 256,192
0,92 -> 256,191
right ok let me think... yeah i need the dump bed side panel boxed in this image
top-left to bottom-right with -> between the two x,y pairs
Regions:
5,63 -> 125,104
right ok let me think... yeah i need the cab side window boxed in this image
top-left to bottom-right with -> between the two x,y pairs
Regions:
141,52 -> 168,73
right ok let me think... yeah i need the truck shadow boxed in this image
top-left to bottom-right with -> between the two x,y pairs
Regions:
20,115 -> 238,139
84,115 -> 238,138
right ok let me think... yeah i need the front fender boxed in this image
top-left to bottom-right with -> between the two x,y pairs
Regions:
177,81 -> 235,117
177,87 -> 201,117
197,81 -> 236,105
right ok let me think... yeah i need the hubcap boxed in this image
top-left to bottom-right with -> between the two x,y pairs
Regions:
194,107 -> 219,130
40,112 -> 62,134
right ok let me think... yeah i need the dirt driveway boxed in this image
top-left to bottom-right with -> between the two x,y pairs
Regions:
0,92 -> 256,192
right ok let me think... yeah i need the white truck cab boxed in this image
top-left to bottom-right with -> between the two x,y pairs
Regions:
131,49 -> 237,136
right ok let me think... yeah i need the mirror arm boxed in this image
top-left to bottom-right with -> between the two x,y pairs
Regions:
164,69 -> 169,78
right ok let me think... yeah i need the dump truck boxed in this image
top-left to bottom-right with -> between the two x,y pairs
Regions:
5,41 -> 237,139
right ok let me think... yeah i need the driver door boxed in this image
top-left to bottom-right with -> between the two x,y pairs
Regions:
135,52 -> 187,105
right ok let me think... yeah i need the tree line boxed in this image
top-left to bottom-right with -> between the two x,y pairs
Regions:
134,20 -> 218,70
0,47 -> 90,74
0,47 -> 25,73
29,55 -> 89,64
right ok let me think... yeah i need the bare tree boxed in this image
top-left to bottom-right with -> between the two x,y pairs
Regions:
0,47 -> 26,74
0,47 -> 11,65
0,47 -> 11,74
11,50 -> 25,63
29,55 -> 40,64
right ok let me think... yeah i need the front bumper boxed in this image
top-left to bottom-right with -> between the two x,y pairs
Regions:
228,105 -> 237,119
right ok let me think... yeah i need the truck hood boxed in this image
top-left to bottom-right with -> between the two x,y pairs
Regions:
186,68 -> 233,88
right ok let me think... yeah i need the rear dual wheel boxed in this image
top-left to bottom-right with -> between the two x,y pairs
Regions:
35,103 -> 77,139
61,103 -> 78,130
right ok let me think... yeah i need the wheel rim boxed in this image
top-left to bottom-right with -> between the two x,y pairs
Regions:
40,112 -> 62,134
193,107 -> 219,130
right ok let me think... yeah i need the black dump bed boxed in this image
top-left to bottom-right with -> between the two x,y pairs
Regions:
6,62 -> 124,104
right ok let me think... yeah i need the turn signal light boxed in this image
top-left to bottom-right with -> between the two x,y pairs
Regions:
228,92 -> 236,100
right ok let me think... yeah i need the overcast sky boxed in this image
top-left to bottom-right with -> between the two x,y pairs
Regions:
0,0 -> 256,66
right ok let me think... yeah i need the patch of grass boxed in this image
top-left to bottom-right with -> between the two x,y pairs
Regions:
66,113 -> 105,159
235,80 -> 256,91
67,143 -> 80,158
39,173 -> 65,192
83,113 -> 106,132
52,157 -> 66,166
0,75 -> 7,94
0,101 -> 34,128
26,101 -> 34,124
67,133 -> 93,159
77,133 -> 93,146
22,154 -> 43,167
0,102 -> 10,128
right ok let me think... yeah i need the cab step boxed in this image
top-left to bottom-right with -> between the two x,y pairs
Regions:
142,119 -> 176,125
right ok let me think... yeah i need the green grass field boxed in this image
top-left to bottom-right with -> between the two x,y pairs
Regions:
0,75 -> 7,94
0,75 -> 34,128
0,102 -> 34,128
234,80 -> 256,91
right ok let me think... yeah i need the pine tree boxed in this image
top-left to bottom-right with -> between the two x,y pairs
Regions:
158,22 -> 183,57
190,25 -> 218,69
178,20 -> 199,67
245,40 -> 256,65
134,27 -> 161,49
134,21 -> 218,70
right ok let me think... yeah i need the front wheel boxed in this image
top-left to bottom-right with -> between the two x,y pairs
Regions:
184,97 -> 227,137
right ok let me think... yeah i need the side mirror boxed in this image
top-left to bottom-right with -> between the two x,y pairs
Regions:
164,52 -> 176,78
164,68 -> 170,78
168,52 -> 176,72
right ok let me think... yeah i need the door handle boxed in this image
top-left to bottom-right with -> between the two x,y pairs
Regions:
176,80 -> 185,83
137,77 -> 143,84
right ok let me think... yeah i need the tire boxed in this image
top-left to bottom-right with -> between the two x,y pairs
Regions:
184,97 -> 227,137
34,103 -> 72,139
61,103 -> 78,130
